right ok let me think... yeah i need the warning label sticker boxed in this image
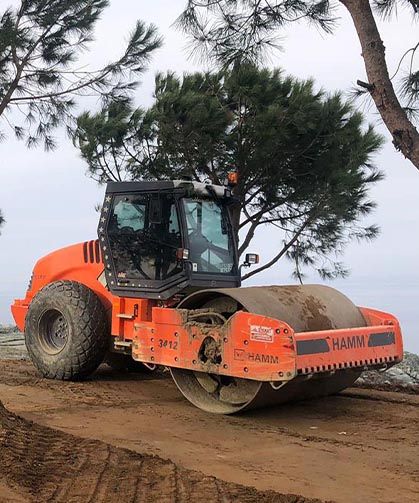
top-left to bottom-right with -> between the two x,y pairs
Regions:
250,325 -> 274,343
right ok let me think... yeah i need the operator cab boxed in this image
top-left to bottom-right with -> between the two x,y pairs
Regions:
99,180 -> 240,299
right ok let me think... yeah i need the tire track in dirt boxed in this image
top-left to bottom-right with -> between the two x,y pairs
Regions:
0,402 -> 324,503
1,360 -> 418,503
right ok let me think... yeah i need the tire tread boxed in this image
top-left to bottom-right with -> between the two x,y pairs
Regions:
25,280 -> 109,381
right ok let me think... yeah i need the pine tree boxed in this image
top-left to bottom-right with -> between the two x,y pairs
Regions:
0,0 -> 161,235
75,64 -> 383,280
0,0 -> 161,149
179,0 -> 419,172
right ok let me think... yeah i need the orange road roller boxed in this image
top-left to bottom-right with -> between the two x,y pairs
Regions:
11,179 -> 403,414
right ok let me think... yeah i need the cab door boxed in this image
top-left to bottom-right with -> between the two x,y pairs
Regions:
100,191 -> 187,299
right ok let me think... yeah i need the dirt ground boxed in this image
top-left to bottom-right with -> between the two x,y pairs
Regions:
0,360 -> 418,503
0,400 -> 321,503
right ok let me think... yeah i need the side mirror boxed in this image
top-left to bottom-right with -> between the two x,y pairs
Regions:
243,253 -> 259,268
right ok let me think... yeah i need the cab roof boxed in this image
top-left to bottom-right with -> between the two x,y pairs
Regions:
106,180 -> 229,199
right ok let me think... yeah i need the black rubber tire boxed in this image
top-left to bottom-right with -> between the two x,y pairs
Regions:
105,352 -> 154,373
25,280 -> 109,380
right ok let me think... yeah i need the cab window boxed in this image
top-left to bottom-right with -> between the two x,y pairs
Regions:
183,198 -> 235,274
108,194 -> 183,282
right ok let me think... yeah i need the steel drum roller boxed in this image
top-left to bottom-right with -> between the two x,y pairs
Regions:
170,285 -> 366,414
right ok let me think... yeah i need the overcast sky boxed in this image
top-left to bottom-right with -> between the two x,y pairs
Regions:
0,1 -> 418,352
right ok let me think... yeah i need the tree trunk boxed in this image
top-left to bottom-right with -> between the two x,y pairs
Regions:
340,0 -> 419,171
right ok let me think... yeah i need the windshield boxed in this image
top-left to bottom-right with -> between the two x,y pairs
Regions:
183,198 -> 235,274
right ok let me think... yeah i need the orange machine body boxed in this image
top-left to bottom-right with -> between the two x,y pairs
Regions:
12,241 -> 404,384
12,241 -> 113,329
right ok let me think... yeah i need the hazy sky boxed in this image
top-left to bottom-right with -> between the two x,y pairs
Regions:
0,1 -> 418,352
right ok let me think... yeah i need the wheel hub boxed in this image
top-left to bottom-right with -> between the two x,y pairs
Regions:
39,309 -> 69,354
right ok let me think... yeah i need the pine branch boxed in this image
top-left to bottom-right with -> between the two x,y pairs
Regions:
242,211 -> 315,280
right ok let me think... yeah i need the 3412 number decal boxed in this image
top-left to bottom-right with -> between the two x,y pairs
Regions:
158,339 -> 178,350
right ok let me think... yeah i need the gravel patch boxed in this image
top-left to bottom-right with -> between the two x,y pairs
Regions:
0,326 -> 27,360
